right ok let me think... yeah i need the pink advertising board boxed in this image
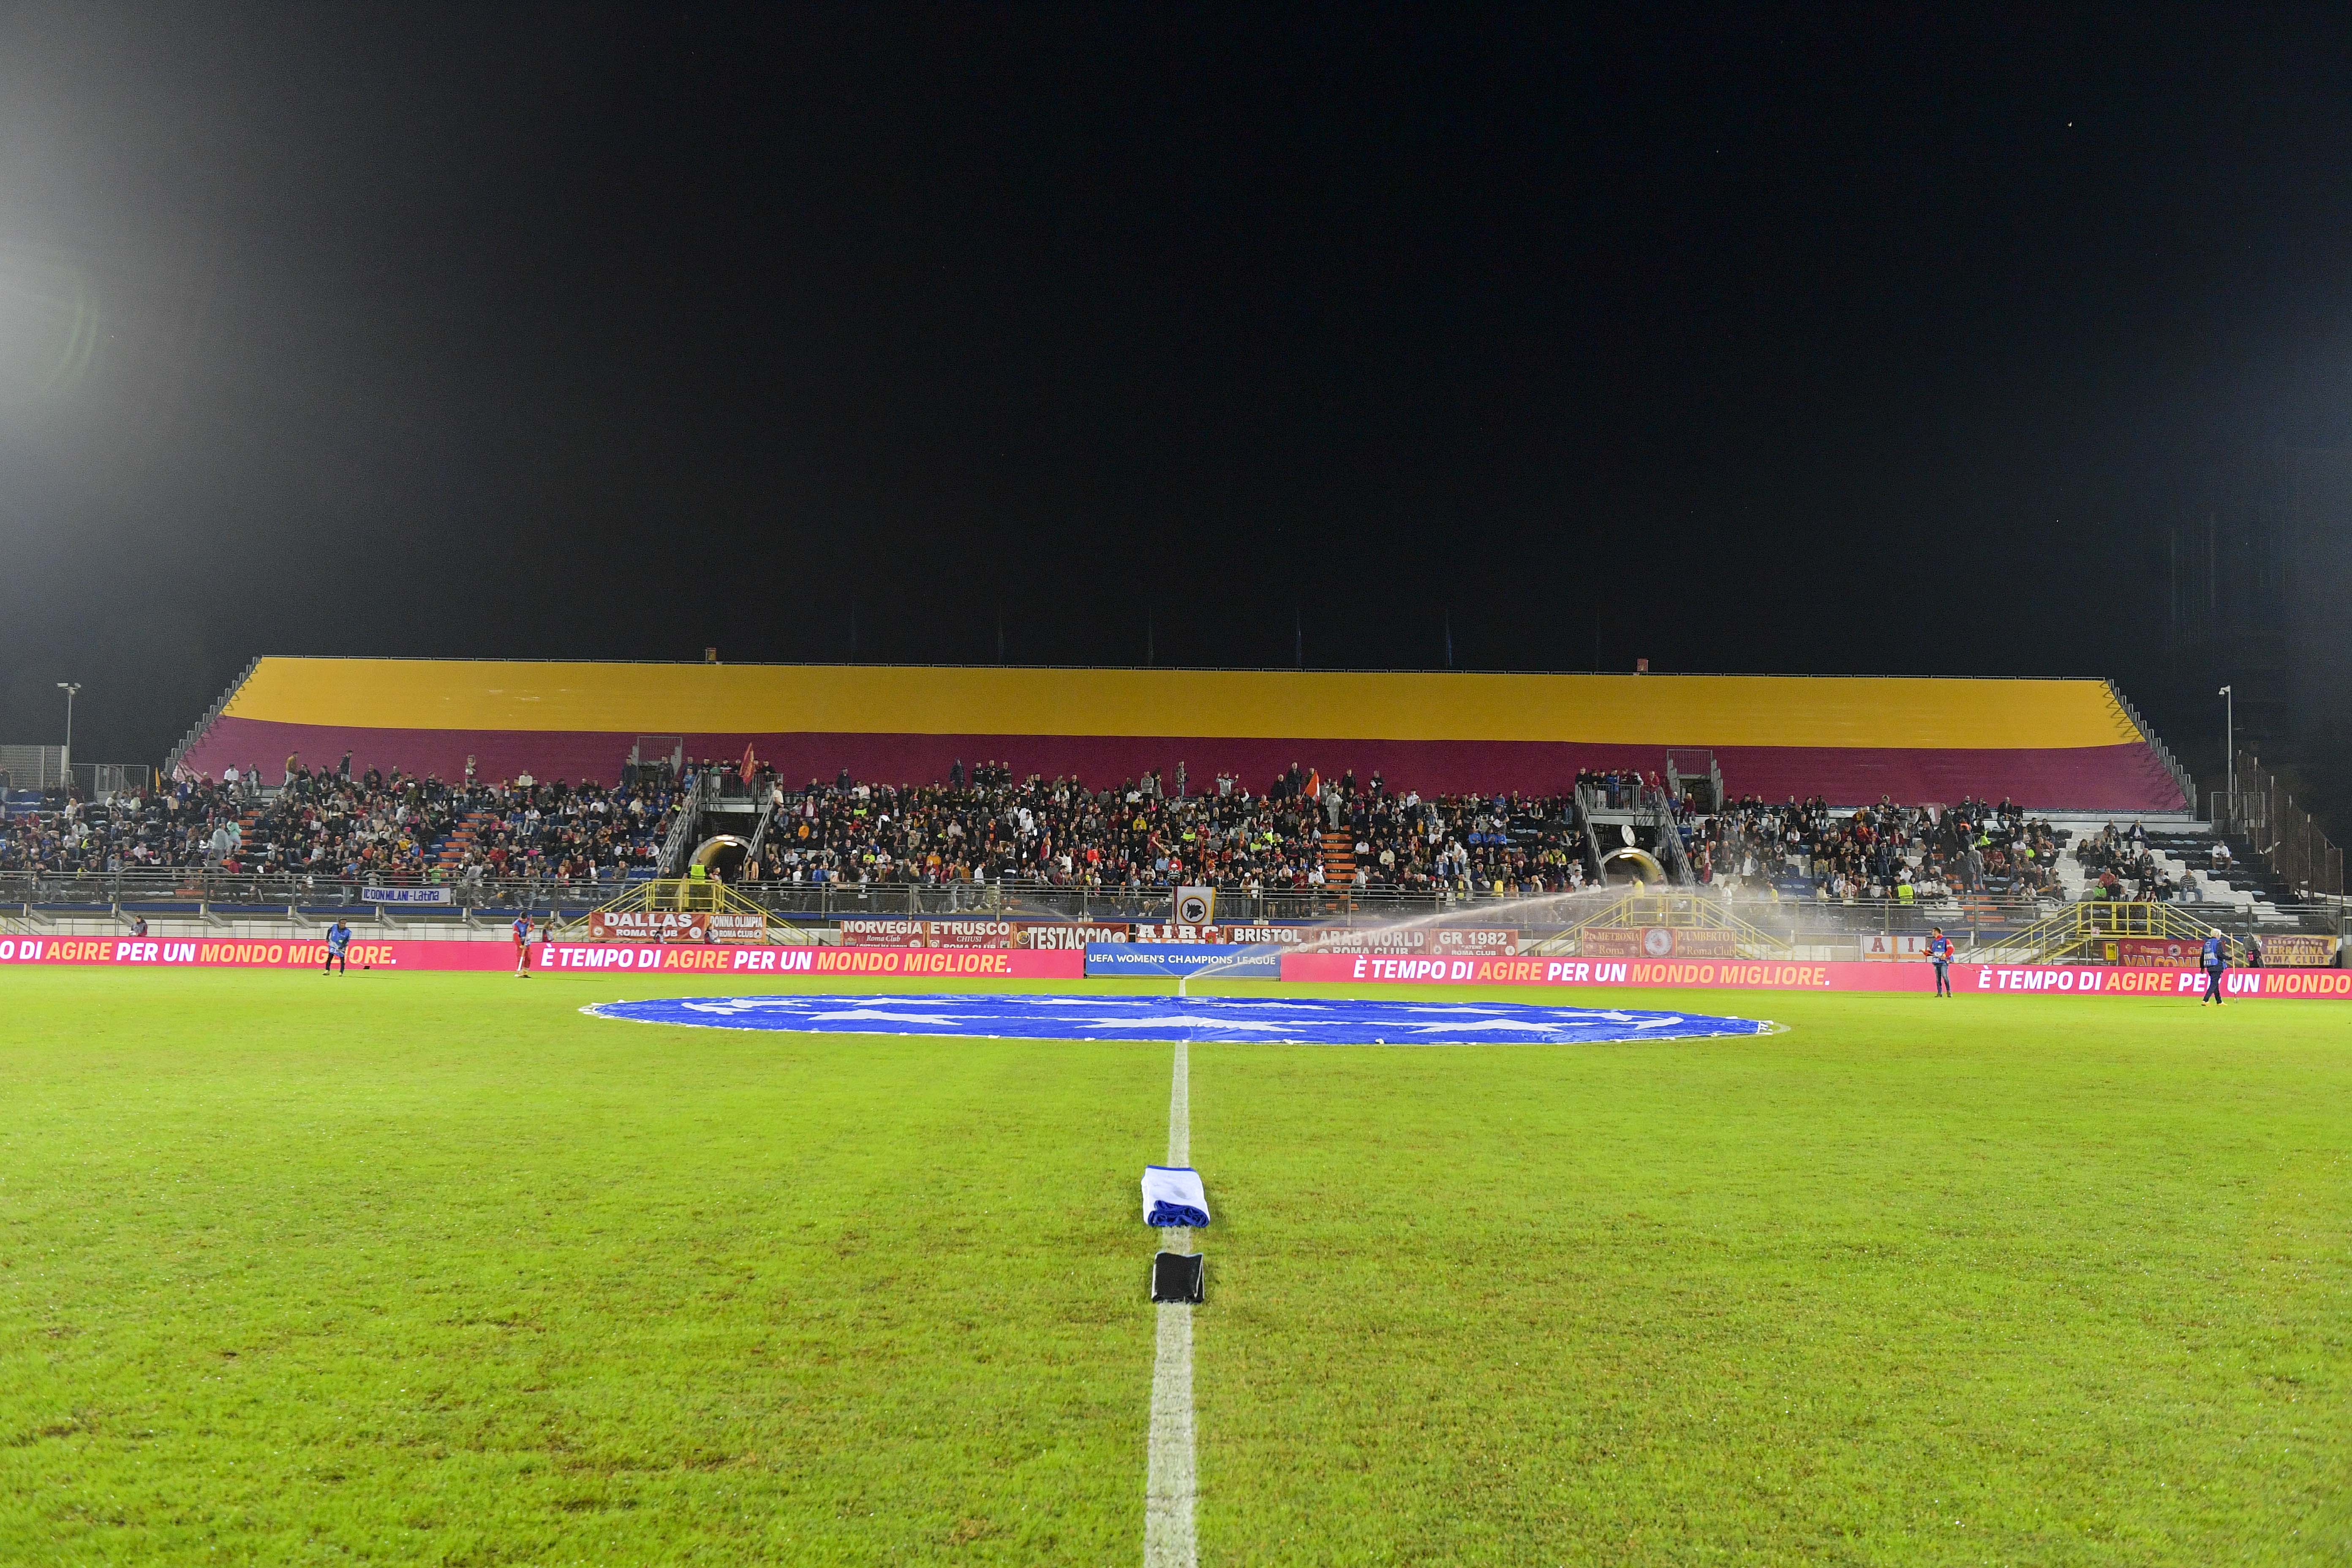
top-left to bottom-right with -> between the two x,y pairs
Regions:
1278,950 -> 2352,1000
0,936 -> 1085,980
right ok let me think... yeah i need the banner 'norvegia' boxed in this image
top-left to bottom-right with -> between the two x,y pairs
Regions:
580,993 -> 1774,1044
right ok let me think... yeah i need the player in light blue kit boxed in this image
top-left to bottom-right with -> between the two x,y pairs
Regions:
322,919 -> 351,975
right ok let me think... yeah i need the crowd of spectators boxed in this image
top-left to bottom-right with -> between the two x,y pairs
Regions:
253,761 -> 680,886
1692,795 -> 2067,904
5,751 -> 2246,911
746,761 -> 1594,894
2072,820 -> 2199,901
1575,768 -> 1662,811
0,773 -> 250,877
0,759 -> 679,887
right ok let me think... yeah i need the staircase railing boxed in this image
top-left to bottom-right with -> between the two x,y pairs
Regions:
2105,679 -> 2194,812
1641,787 -> 1694,884
1975,899 -> 2246,965
1665,748 -> 1725,813
1573,782 -> 1609,885
2221,751 -> 2344,898
656,771 -> 708,875
165,656 -> 261,779
743,791 -> 778,868
586,876 -> 782,940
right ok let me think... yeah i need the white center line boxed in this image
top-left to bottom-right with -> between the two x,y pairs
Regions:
1144,1039 -> 1196,1568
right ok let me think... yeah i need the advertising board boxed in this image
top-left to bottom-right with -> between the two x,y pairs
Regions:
1014,922 -> 1135,949
2254,933 -> 2341,967
363,885 -> 453,905
1279,950 -> 2352,999
0,935 -> 1082,978
2110,936 -> 2196,966
837,918 -> 1016,947
1083,943 -> 1283,978
586,909 -> 768,943
1578,927 -> 1739,959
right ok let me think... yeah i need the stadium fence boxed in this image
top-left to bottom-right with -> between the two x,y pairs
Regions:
2215,750 -> 2344,897
10,866 -> 2306,947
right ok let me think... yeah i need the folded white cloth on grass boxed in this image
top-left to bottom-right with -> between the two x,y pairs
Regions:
1142,1165 -> 1210,1227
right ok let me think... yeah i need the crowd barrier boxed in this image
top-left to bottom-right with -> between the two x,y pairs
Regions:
10,934 -> 2346,999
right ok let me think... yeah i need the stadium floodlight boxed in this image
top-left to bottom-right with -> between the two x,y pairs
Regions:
2218,686 -> 2233,822
56,681 -> 79,774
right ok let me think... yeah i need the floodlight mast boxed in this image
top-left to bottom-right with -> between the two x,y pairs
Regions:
56,682 -> 80,777
2219,685 -> 2233,823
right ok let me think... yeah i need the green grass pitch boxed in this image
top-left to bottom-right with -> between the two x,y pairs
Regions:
2,967 -> 2347,1565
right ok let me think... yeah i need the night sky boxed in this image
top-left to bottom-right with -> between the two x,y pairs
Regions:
5,7 -> 2352,781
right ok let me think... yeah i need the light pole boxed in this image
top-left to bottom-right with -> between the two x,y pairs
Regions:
56,681 -> 79,782
2218,684 -> 2232,825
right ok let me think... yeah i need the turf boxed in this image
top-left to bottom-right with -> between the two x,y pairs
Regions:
1,970 -> 2347,1565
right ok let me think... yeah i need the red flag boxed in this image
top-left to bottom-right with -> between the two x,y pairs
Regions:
740,743 -> 757,784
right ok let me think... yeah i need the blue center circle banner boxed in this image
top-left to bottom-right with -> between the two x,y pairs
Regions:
582,994 -> 1772,1045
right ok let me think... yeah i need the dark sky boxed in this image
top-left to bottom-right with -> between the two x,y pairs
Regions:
5,5 -> 2352,770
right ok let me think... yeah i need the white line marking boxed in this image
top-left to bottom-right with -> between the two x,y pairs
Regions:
1144,1040 -> 1196,1568
1165,1037 -> 1190,1167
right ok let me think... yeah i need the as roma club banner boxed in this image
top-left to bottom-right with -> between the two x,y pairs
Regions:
838,918 -> 1018,948
1577,927 -> 1739,959
586,909 -> 768,943
2253,934 -> 2341,967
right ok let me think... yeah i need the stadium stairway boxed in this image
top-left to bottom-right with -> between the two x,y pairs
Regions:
434,808 -> 502,871
2144,827 -> 2306,920
2051,814 -> 2310,927
1320,829 -> 1356,887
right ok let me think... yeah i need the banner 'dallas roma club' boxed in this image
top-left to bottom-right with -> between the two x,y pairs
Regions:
0,935 -> 1082,978
585,909 -> 769,943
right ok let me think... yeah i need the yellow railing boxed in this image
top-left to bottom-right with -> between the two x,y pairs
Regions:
1984,901 -> 2241,965
587,877 -> 775,922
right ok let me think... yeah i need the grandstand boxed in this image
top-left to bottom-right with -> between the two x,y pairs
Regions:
3,654 -> 2330,956
174,658 -> 2189,810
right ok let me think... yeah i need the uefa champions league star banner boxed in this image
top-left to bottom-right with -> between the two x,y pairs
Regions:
1278,950 -> 2352,999
0,935 -> 1084,978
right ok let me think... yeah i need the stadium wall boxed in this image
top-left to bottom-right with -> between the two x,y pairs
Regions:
177,659 -> 2187,810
